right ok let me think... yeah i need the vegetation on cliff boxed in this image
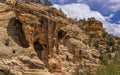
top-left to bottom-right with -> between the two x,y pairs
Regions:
77,17 -> 120,75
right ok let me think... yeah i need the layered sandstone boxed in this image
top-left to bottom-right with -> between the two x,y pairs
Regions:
0,1 -> 100,75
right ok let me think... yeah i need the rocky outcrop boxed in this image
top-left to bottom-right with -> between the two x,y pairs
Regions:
78,17 -> 104,38
0,0 -> 100,75
60,24 -> 100,75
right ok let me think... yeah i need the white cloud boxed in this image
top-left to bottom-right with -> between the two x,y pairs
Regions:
51,0 -> 120,13
53,3 -> 105,21
109,0 -> 120,12
104,14 -> 114,22
53,3 -> 120,37
111,4 -> 120,12
103,21 -> 120,36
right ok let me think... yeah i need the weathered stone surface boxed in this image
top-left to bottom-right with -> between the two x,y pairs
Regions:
59,24 -> 100,75
0,1 -> 101,75
0,2 -> 11,12
78,17 -> 104,38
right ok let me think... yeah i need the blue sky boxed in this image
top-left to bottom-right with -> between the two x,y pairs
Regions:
50,0 -> 120,36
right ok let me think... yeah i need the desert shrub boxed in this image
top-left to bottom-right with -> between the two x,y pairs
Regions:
97,52 -> 120,75
89,33 -> 96,38
112,46 -> 120,52
102,32 -> 108,38
74,64 -> 91,75
93,41 -> 99,48
96,63 -> 120,75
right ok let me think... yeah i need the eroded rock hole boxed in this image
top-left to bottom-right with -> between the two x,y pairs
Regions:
16,19 -> 30,48
12,50 -> 16,54
33,40 -> 44,60
58,30 -> 67,39
4,39 -> 10,46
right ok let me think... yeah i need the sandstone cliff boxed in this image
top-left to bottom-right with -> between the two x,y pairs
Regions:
78,17 -> 104,38
0,1 -> 100,75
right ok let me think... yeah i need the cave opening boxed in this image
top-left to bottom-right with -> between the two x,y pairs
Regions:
7,18 -> 29,48
58,30 -> 67,39
33,40 -> 44,60
16,19 -> 30,48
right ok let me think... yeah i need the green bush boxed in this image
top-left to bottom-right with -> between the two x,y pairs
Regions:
93,41 -> 99,48
90,33 -> 96,38
96,63 -> 120,75
97,53 -> 120,75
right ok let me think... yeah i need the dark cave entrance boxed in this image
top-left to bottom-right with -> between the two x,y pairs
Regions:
33,40 -> 44,60
58,30 -> 67,39
7,18 -> 29,48
16,19 -> 30,48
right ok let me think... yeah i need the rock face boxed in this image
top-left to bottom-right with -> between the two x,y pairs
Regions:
0,0 -> 100,75
78,17 -> 104,38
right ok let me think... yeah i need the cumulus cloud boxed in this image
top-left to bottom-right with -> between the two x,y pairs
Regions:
103,21 -> 120,36
53,3 -> 120,37
79,0 -> 120,13
53,3 -> 105,21
51,0 -> 120,14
